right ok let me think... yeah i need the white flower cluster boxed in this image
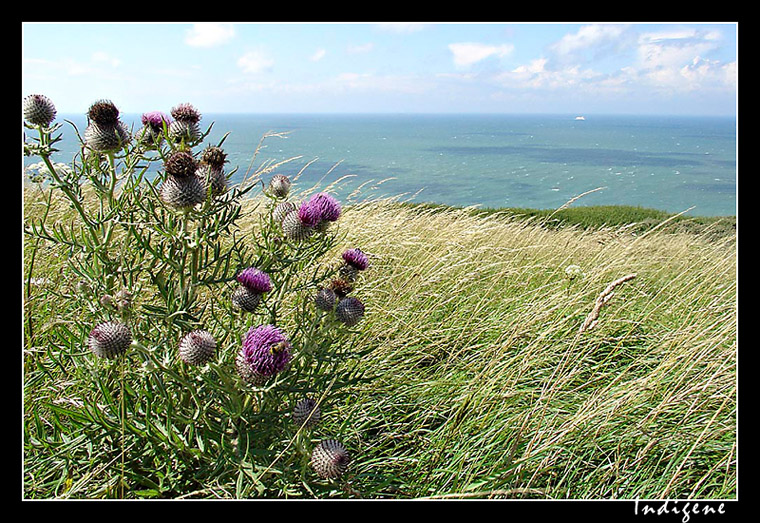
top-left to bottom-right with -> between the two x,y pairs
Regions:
24,161 -> 71,183
564,264 -> 583,280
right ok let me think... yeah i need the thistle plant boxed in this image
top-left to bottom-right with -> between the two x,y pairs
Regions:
23,94 -> 373,498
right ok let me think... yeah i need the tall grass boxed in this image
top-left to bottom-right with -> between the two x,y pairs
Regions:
325,200 -> 736,499
23,187 -> 736,499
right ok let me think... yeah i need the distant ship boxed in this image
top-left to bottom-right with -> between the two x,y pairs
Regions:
574,116 -> 586,121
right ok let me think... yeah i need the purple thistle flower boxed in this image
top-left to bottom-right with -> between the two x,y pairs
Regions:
170,103 -> 201,124
342,248 -> 369,271
297,201 -> 321,228
141,111 -> 171,131
237,325 -> 292,384
308,192 -> 342,222
236,267 -> 272,294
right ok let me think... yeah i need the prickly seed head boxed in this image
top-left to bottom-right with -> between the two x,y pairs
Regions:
231,286 -> 262,312
268,174 -> 292,198
315,287 -> 337,311
197,163 -> 227,197
336,297 -> 365,326
87,100 -> 120,126
170,103 -> 201,124
159,173 -> 206,209
293,398 -> 321,428
23,94 -> 57,126
311,439 -> 350,480
179,329 -> 217,366
168,120 -> 202,145
201,145 -> 228,169
88,321 -> 132,359
164,151 -> 198,178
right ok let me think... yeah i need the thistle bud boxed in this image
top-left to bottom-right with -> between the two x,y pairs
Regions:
293,398 -> 321,428
268,174 -> 292,198
23,94 -> 57,127
336,297 -> 365,327
310,439 -> 350,480
179,330 -> 217,366
88,321 -> 132,359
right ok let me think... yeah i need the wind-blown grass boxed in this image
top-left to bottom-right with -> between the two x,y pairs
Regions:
23,188 -> 736,499
327,200 -> 736,499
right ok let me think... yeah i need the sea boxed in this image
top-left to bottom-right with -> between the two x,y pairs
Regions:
24,113 -> 737,217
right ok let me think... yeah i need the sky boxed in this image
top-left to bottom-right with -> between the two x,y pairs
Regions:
21,22 -> 738,116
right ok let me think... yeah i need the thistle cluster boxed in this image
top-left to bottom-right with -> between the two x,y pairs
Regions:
23,94 -> 365,492
268,183 -> 343,242
312,248 -> 369,328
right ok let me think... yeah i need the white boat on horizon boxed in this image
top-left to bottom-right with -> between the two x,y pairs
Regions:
574,115 -> 586,121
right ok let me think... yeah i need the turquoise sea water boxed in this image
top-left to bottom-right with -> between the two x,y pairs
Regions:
26,113 -> 737,216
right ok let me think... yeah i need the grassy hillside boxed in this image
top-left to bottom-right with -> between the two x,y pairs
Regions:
322,200 -> 736,499
23,188 -> 737,499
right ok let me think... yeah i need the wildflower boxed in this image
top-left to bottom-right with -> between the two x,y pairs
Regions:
179,329 -> 217,366
281,207 -> 315,241
565,264 -> 583,281
310,439 -> 350,480
232,267 -> 271,313
340,248 -> 369,281
197,146 -> 229,197
236,324 -> 292,385
169,102 -> 202,145
308,192 -> 342,223
236,267 -> 272,293
84,100 -> 130,153
23,94 -> 57,127
88,321 -> 132,359
272,201 -> 296,224
293,398 -> 321,428
160,151 -> 205,209
297,200 -> 322,228
268,174 -> 292,198
304,192 -> 342,232
335,296 -> 365,327
314,287 -> 337,311
136,111 -> 171,146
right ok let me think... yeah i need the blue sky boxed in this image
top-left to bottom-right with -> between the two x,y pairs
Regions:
22,22 -> 738,116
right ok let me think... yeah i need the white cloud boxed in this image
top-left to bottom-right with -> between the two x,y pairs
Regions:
185,23 -> 235,48
500,58 -> 602,90
237,50 -> 274,74
311,48 -> 327,62
448,42 -> 514,67
91,51 -> 121,68
347,43 -> 375,54
550,24 -> 629,56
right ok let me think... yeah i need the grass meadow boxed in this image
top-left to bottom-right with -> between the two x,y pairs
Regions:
23,182 -> 737,499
